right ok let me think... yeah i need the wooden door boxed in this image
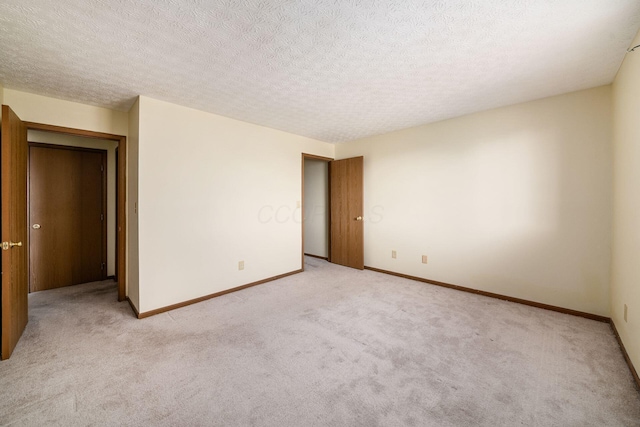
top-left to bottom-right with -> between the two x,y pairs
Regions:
1,105 -> 29,360
29,145 -> 106,291
330,156 -> 364,269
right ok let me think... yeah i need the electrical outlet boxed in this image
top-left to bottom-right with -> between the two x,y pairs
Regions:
392,250 -> 396,259
238,261 -> 244,271
422,255 -> 428,264
624,304 -> 628,322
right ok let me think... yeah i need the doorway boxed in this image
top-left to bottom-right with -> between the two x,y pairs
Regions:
2,106 -> 128,360
301,154 -> 364,271
303,156 -> 330,261
24,122 -> 127,301
29,142 -> 108,291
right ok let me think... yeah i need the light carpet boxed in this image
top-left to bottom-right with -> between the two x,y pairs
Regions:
1,257 -> 639,426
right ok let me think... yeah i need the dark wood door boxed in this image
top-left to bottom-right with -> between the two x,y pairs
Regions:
1,105 -> 29,360
330,156 -> 364,270
29,145 -> 106,292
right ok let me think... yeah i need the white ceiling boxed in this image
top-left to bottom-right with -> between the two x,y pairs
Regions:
1,1 -> 639,143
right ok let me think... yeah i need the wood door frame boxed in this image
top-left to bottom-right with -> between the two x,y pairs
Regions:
28,142 -> 108,290
24,122 -> 127,301
301,153 -> 333,271
115,146 -> 119,283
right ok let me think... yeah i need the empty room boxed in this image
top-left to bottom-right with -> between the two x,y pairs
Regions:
1,0 -> 640,425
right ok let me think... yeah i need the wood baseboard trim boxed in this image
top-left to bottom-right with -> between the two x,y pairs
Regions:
364,266 -> 610,323
610,320 -> 640,391
304,253 -> 329,261
126,297 -> 139,318
137,269 -> 304,319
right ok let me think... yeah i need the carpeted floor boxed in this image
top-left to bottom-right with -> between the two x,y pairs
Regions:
1,257 -> 639,426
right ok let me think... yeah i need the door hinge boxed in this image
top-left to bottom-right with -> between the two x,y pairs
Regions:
101,214 -> 104,221
101,164 -> 104,172
101,263 -> 105,271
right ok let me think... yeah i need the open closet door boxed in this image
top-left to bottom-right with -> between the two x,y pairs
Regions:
329,156 -> 364,270
1,105 -> 29,360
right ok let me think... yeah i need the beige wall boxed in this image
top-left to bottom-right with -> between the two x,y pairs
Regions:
27,131 -> 118,277
336,86 -> 613,316
3,89 -> 128,137
127,98 -> 140,311
611,30 -> 640,373
0,84 -> 4,120
136,96 -> 334,313
304,159 -> 329,258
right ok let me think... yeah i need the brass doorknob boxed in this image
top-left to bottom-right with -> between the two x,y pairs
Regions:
32,224 -> 41,229
1,241 -> 22,250
355,216 -> 363,221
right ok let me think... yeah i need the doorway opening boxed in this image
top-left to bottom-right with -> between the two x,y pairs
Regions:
302,154 -> 332,269
302,154 -> 365,272
2,105 -> 128,360
25,122 -> 127,301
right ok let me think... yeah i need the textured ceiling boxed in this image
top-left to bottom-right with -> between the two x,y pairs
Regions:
1,1 -> 640,143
